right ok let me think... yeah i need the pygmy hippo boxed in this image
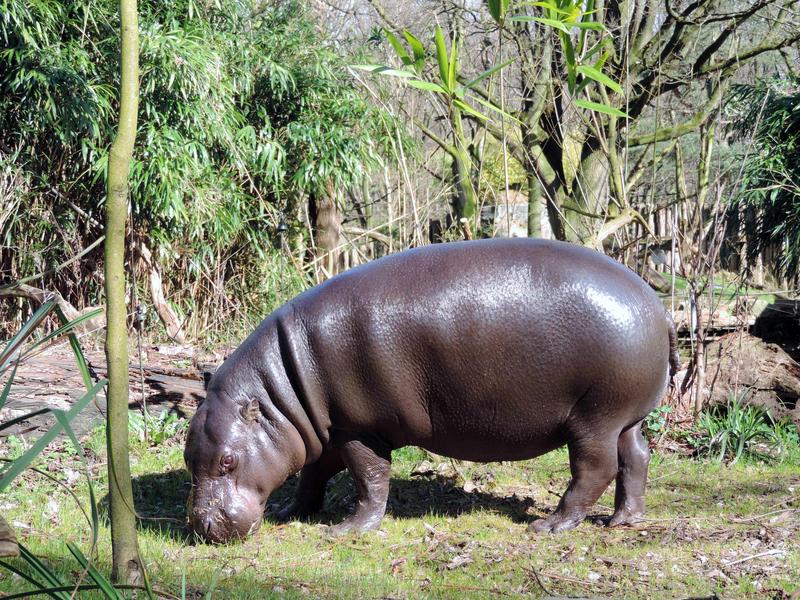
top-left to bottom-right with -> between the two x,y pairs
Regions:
185,238 -> 678,543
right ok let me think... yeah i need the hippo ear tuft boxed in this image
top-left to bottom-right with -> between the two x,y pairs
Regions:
240,399 -> 260,422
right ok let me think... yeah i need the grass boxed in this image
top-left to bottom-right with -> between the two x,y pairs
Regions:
0,426 -> 798,599
657,273 -> 778,308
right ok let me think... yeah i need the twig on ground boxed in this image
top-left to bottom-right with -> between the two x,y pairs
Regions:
727,508 -> 797,523
538,568 -> 620,592
723,549 -> 786,566
522,565 -> 556,597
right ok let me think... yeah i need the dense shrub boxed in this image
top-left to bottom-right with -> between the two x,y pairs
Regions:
0,0 -> 393,339
728,78 -> 800,281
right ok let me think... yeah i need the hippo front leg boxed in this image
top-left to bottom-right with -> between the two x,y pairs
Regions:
326,434 -> 391,536
276,448 -> 345,521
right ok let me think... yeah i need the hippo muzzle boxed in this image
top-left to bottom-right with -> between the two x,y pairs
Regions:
188,479 -> 265,544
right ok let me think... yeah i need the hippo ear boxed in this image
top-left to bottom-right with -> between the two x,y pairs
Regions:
240,399 -> 260,422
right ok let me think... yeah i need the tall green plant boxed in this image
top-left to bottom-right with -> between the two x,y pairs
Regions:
695,393 -> 782,464
509,0 -> 624,117
0,300 -> 105,584
356,26 -> 513,220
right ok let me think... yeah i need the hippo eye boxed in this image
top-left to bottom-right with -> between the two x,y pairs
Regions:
219,454 -> 238,473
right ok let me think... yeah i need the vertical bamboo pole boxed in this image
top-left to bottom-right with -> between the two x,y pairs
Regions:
105,0 -> 142,585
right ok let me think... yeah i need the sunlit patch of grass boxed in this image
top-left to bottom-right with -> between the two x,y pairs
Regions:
1,426 -> 798,599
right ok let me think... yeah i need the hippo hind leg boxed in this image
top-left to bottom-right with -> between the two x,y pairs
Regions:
608,421 -> 649,527
326,434 -> 391,536
275,448 -> 345,521
529,429 -> 619,533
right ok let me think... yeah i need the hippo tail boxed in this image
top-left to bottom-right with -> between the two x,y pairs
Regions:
666,310 -> 680,378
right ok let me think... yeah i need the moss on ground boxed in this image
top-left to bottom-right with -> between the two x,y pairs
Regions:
0,426 -> 798,599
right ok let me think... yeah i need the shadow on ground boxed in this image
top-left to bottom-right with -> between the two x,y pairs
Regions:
120,469 -> 540,542
115,457 -> 798,544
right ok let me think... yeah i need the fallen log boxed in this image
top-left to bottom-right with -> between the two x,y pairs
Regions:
0,283 -> 104,333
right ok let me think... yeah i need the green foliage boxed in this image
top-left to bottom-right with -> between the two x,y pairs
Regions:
694,393 -> 784,464
644,405 -> 673,439
128,410 -> 188,446
0,0 -> 392,335
355,27 -> 514,123
509,0 -> 624,117
0,300 -> 103,493
0,292 -> 149,596
728,78 -> 800,279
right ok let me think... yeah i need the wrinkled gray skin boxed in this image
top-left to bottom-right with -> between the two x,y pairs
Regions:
185,239 -> 679,543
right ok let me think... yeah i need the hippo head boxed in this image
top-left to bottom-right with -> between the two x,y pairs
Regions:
184,389 -> 305,543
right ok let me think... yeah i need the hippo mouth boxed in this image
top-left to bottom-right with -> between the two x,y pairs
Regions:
191,508 -> 263,544
188,486 -> 266,544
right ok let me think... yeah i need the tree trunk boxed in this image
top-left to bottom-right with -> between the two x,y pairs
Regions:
105,0 -> 143,586
565,149 -> 609,245
526,172 -> 542,238
138,243 -> 186,342
450,148 -> 477,221
308,182 -> 342,281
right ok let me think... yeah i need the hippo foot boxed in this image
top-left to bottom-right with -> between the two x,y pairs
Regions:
325,514 -> 382,537
528,511 -> 585,533
605,507 -> 645,528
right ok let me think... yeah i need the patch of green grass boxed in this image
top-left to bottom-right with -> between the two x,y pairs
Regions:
658,273 -> 778,308
1,428 -> 798,599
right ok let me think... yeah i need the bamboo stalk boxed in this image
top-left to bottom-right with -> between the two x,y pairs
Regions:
104,0 -> 143,585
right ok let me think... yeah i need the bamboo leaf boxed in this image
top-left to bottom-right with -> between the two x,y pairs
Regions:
470,93 -> 521,123
572,21 -> 605,30
591,49 -> 611,70
488,0 -> 500,21
351,65 -> 415,78
562,33 -> 576,91
0,559 -> 60,598
519,1 -> 572,16
18,545 -> 70,600
384,30 -> 411,66
465,57 -> 516,89
577,64 -> 623,95
565,5 -> 581,23
574,98 -> 628,117
0,379 -> 106,492
401,29 -> 426,73
448,32 -> 458,92
53,410 -> 100,548
0,300 -> 56,373
433,26 -> 450,90
21,308 -> 103,363
53,305 -> 94,391
405,79 -> 447,93
0,361 -> 19,413
487,0 -> 506,23
454,98 -> 488,121
510,16 -> 571,33
67,542 -> 125,600
0,408 -> 51,433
